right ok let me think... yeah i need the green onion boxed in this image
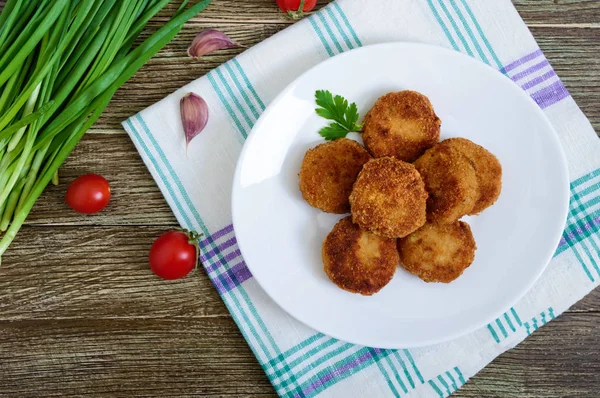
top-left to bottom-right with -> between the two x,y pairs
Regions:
0,0 -> 212,262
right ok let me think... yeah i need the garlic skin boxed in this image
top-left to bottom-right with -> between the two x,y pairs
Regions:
180,93 -> 209,149
187,29 -> 241,59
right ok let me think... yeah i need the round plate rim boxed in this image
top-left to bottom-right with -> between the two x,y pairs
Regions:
231,42 -> 570,348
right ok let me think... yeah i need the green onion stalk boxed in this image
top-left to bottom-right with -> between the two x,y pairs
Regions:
0,0 -> 212,262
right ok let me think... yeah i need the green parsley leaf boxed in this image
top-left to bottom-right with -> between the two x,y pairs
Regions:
315,90 -> 363,140
319,122 -> 351,141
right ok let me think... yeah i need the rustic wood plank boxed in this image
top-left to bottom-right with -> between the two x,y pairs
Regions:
0,317 -> 275,397
0,311 -> 599,397
514,0 -> 600,25
456,311 -> 600,397
24,134 -> 176,226
0,226 -> 225,320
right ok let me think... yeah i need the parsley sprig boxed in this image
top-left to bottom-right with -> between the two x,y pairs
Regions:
315,90 -> 363,140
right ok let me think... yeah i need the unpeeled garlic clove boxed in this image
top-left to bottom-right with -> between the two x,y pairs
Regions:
187,29 -> 242,59
180,92 -> 209,149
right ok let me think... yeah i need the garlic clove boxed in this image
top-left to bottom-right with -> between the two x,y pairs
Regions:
180,92 -> 209,150
187,29 -> 242,59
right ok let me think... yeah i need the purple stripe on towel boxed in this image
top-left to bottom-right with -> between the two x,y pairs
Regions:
203,247 -> 243,274
500,49 -> 543,74
521,69 -> 557,91
530,80 -> 570,109
298,349 -> 383,397
559,215 -> 600,249
212,260 -> 253,294
511,59 -> 550,82
201,235 -> 238,267
200,224 -> 234,246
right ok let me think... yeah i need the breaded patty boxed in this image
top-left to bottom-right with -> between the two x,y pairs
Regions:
323,217 -> 399,295
414,144 -> 478,224
362,91 -> 441,162
299,138 -> 372,214
349,157 -> 427,238
398,221 -> 476,283
439,138 -> 502,214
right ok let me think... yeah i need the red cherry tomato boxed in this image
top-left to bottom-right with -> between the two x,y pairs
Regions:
276,0 -> 317,18
149,231 -> 199,280
65,174 -> 111,214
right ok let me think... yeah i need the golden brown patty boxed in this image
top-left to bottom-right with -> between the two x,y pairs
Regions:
414,144 -> 479,224
323,216 -> 399,295
439,138 -> 502,214
349,157 -> 427,238
362,91 -> 441,162
299,138 -> 372,214
398,221 -> 476,283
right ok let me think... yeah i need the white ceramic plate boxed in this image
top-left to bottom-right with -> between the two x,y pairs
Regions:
232,43 -> 569,349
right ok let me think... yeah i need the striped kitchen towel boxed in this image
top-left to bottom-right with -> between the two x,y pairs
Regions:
122,1 -> 600,397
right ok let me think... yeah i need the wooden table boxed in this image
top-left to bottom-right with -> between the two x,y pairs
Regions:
1,1 -> 599,396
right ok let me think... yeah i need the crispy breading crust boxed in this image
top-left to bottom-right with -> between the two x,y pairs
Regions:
350,157 -> 427,238
362,91 -> 441,162
322,217 -> 399,295
398,221 -> 476,283
299,138 -> 372,214
414,144 -> 479,224
439,138 -> 502,214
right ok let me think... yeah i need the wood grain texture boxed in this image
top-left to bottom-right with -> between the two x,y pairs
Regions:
456,312 -> 600,398
513,0 -> 600,25
25,134 -> 176,226
0,318 -> 274,397
1,0 -> 599,397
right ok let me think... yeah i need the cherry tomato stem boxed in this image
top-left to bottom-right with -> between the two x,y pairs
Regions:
177,228 -> 203,269
276,0 -> 317,19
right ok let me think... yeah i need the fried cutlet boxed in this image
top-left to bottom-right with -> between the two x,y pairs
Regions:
362,91 -> 441,162
323,216 -> 399,295
299,138 -> 372,214
439,138 -> 502,215
349,157 -> 427,238
413,144 -> 478,224
398,221 -> 476,283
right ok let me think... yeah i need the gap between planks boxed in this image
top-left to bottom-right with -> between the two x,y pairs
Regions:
0,310 -> 596,324
528,23 -> 600,28
87,129 -> 125,135
173,18 -> 600,28
19,223 -> 179,227
0,315 -> 233,321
